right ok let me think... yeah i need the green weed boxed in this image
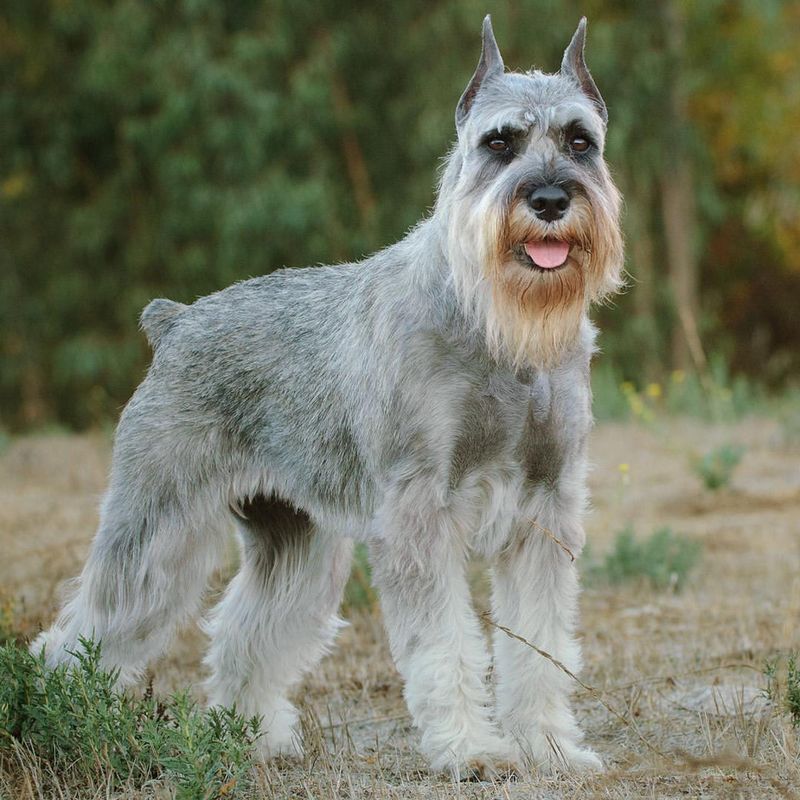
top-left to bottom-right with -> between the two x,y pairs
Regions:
585,525 -> 701,591
762,653 -> 800,727
787,654 -> 800,726
692,443 -> 744,490
1,638 -> 260,798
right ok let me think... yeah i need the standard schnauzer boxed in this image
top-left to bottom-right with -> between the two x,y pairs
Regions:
34,16 -> 623,778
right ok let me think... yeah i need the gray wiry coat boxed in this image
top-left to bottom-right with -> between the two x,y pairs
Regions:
136,219 -> 591,541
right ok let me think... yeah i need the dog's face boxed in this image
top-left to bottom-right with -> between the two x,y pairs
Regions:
442,17 -> 624,369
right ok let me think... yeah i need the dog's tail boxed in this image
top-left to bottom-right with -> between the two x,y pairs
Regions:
140,298 -> 187,349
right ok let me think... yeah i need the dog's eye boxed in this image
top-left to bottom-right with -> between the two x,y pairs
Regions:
569,136 -> 591,154
487,137 -> 510,153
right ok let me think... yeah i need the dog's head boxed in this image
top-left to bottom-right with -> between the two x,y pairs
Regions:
439,17 -> 624,369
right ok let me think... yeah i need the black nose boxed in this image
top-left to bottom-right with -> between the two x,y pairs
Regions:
528,185 -> 571,222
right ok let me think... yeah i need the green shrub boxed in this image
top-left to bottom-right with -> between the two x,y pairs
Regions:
586,525 -> 701,591
0,638 -> 259,798
692,443 -> 744,490
763,653 -> 800,727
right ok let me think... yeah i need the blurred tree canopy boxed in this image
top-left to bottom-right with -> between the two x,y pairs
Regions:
1,0 -> 799,428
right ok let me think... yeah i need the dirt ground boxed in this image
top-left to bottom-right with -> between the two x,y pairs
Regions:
2,417 -> 799,798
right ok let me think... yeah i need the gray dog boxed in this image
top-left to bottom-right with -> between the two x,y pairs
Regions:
35,16 -> 623,779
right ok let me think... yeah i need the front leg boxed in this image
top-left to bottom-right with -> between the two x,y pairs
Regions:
491,501 -> 601,774
370,491 -> 513,779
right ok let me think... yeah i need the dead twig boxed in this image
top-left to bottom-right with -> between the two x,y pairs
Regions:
527,518 -> 575,561
321,712 -> 410,732
593,662 -> 763,695
481,612 -> 667,759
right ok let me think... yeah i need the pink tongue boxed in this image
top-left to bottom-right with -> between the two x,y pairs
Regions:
524,240 -> 570,269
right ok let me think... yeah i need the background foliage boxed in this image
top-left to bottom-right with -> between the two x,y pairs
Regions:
2,0 -> 798,429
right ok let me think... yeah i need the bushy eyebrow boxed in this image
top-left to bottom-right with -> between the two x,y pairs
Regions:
563,118 -> 593,133
561,118 -> 598,143
479,124 -> 527,144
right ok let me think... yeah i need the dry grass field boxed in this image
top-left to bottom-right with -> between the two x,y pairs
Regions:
1,416 -> 799,798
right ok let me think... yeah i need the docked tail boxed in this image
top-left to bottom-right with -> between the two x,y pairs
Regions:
139,298 -> 186,349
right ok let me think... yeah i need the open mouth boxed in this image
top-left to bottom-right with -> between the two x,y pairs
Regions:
519,239 -> 571,270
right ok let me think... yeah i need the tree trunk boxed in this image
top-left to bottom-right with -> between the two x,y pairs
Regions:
661,158 -> 700,372
330,72 -> 377,231
661,0 -> 701,373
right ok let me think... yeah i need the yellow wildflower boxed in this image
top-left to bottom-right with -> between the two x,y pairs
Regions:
646,383 -> 662,398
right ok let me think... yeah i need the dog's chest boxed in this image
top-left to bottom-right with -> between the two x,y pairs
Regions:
515,372 -> 567,489
449,368 -> 584,492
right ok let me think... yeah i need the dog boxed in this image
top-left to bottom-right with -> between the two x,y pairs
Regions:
33,16 -> 623,779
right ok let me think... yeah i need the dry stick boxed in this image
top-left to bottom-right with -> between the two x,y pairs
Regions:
481,613 -> 668,760
527,519 -> 575,562
595,662 -> 763,696
322,713 -> 409,732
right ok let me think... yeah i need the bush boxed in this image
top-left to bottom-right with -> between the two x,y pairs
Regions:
1,638 -> 260,798
586,525 -> 701,591
692,443 -> 744,491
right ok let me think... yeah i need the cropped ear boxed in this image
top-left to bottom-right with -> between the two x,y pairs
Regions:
456,15 -> 504,128
561,17 -> 608,125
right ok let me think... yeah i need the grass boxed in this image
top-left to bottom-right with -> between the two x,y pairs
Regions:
585,525 -> 702,591
1,638 -> 260,799
692,443 -> 745,491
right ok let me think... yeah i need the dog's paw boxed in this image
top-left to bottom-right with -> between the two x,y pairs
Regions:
254,729 -> 304,763
520,733 -> 604,775
463,755 -> 523,782
518,731 -> 604,775
570,746 -> 603,772
438,738 -> 523,782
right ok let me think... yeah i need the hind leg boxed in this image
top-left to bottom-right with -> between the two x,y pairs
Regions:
32,485 -> 226,685
203,495 -> 352,759
32,402 -> 227,684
